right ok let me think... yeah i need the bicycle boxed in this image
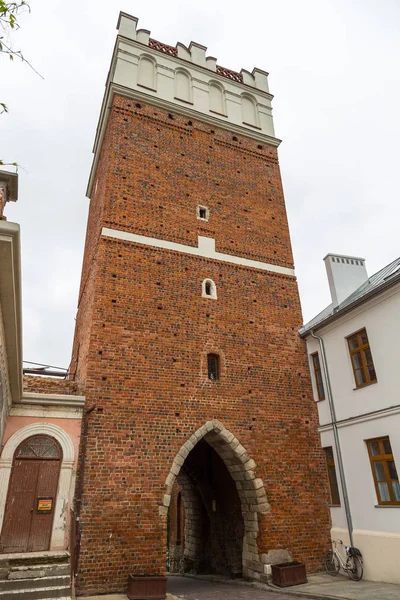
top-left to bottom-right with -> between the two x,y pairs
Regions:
323,538 -> 363,581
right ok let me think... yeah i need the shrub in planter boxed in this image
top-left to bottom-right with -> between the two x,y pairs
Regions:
271,561 -> 307,587
127,574 -> 167,600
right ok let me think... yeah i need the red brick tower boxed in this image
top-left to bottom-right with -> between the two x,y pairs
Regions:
70,12 -> 330,596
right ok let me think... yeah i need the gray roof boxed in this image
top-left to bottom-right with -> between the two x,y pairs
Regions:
299,255 -> 400,336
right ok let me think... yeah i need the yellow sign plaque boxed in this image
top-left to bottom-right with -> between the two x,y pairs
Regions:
37,498 -> 53,513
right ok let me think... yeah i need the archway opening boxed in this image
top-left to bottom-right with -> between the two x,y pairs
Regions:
164,420 -> 270,580
169,439 -> 244,577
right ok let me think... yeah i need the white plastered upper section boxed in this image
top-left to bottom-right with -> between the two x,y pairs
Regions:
113,13 -> 276,139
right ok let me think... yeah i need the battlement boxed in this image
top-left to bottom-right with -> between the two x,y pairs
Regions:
117,12 -> 269,92
88,13 -> 279,196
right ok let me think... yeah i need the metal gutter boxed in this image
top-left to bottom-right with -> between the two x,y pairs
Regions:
300,273 -> 400,338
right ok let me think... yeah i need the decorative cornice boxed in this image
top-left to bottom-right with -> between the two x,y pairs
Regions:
18,392 -> 86,408
319,404 -> 400,432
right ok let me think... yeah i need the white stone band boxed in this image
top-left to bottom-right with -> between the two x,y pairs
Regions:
101,227 -> 295,277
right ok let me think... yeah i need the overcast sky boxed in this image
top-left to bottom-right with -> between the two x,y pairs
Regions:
2,0 -> 400,369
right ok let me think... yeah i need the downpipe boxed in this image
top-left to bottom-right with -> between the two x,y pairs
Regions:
310,330 -> 354,547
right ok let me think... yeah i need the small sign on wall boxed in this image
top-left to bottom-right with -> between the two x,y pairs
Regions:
36,497 -> 53,513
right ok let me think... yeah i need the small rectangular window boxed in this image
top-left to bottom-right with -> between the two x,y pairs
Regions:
367,437 -> 400,506
197,205 -> 209,221
324,447 -> 341,505
311,352 -> 325,400
347,328 -> 377,389
207,354 -> 219,380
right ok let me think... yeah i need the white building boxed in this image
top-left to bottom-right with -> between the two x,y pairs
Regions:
300,253 -> 400,584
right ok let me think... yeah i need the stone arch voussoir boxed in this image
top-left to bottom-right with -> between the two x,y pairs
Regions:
162,420 -> 271,579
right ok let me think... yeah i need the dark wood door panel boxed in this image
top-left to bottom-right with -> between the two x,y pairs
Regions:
0,460 -> 39,553
28,460 -> 61,551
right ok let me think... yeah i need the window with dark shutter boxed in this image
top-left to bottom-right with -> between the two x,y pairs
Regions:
324,447 -> 340,505
311,352 -> 325,400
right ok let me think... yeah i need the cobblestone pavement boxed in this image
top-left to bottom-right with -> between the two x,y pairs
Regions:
167,573 -> 400,600
167,576 -> 301,600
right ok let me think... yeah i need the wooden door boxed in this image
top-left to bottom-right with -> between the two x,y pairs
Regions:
0,435 -> 62,553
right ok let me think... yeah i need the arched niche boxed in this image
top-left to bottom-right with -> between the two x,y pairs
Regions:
175,69 -> 192,103
137,55 -> 157,90
209,82 -> 226,116
241,94 -> 259,128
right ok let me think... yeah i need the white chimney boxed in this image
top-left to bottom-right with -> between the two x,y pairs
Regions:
324,254 -> 368,307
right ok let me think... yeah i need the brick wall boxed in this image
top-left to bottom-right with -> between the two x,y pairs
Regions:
72,96 -> 331,595
23,374 -> 80,396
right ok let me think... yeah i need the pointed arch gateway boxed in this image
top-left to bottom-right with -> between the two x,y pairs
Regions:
163,419 -> 270,578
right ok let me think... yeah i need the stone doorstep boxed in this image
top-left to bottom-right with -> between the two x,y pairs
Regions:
0,550 -> 70,566
1,574 -> 70,590
9,563 -> 71,579
0,584 -> 71,598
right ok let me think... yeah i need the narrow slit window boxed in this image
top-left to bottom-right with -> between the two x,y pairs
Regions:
205,281 -> 212,296
207,354 -> 219,380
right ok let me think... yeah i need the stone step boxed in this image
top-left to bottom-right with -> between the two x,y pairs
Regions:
0,583 -> 71,599
9,563 -> 70,578
0,551 -> 70,569
1,574 -> 70,591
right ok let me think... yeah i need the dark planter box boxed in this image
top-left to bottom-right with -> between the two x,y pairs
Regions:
271,562 -> 307,587
127,575 -> 167,600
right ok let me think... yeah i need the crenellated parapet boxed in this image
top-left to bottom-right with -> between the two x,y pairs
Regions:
117,12 -> 269,92
88,13 -> 280,196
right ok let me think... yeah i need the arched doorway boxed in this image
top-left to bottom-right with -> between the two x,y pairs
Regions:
0,435 -> 62,553
165,420 -> 270,579
170,439 -> 245,576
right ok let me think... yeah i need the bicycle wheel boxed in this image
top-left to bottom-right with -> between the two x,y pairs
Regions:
347,555 -> 363,581
323,551 -> 340,576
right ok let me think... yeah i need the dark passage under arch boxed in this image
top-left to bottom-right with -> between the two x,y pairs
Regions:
169,439 -> 244,577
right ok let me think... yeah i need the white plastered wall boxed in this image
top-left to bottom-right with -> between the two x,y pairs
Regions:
306,283 -> 400,424
306,283 -> 400,583
321,416 -> 400,583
